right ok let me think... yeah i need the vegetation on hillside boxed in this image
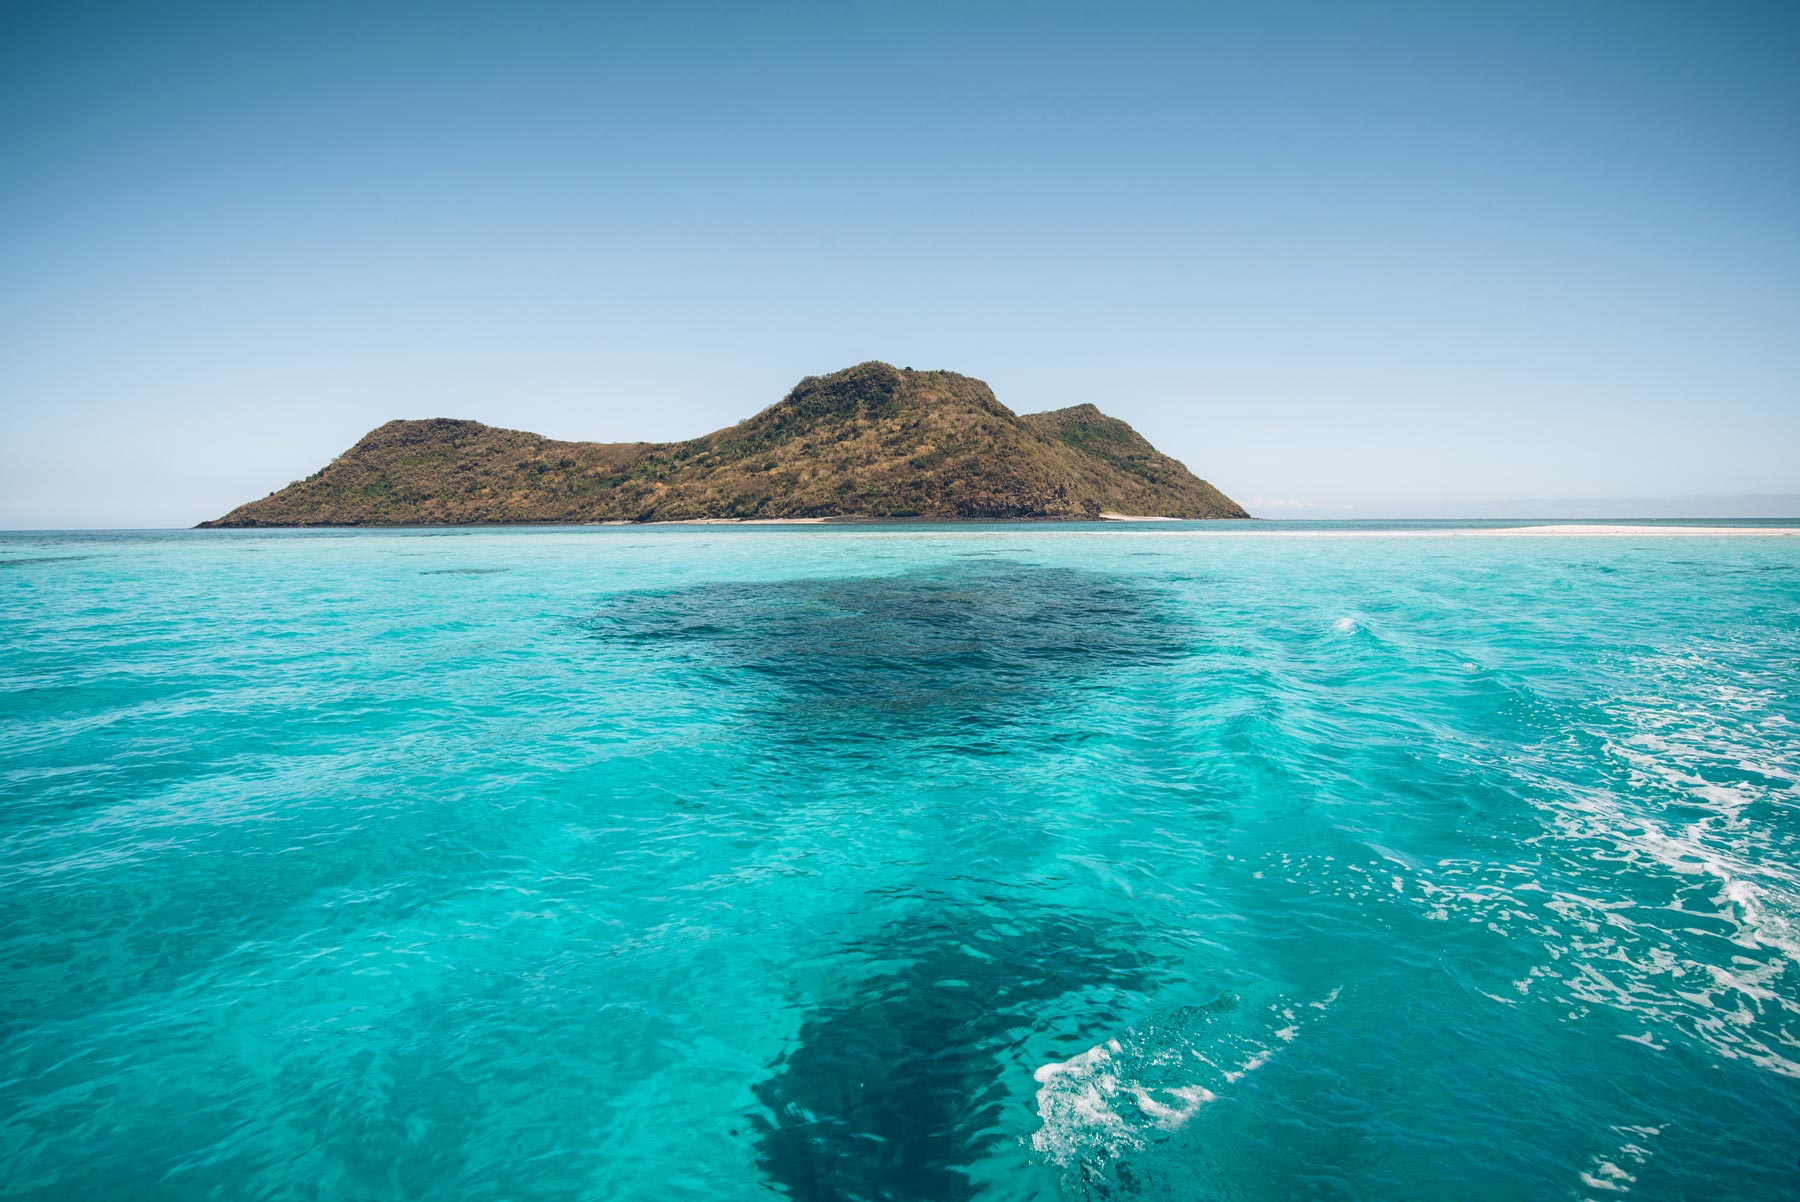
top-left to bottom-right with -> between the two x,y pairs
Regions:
200,363 -> 1248,525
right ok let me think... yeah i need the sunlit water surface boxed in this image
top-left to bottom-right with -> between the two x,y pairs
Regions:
3,524 -> 1798,1200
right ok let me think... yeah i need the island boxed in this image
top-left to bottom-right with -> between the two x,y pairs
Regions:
198,361 -> 1248,526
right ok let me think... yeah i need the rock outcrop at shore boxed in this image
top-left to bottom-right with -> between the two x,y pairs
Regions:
199,362 -> 1248,525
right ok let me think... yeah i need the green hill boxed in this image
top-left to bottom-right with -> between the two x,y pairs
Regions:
199,362 -> 1248,525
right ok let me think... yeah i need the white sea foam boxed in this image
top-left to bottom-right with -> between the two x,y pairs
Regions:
1578,1125 -> 1660,1198
1031,1038 -> 1232,1164
1384,642 -> 1800,1078
1031,991 -> 1337,1168
1271,634 -> 1800,1081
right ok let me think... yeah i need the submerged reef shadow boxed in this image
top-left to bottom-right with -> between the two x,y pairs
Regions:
587,564 -> 1190,1194
751,904 -> 1160,1202
584,562 -> 1194,742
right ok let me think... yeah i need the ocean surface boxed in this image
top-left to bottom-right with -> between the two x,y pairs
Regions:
3,522 -> 1799,1201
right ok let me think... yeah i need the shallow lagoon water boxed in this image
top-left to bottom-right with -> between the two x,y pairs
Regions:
2,523 -> 1798,1200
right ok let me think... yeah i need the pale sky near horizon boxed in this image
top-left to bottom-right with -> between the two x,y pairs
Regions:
3,0 -> 1797,527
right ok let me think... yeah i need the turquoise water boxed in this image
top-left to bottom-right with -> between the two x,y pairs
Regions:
3,524 -> 1799,1201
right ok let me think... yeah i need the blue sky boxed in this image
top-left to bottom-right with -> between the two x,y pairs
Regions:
3,0 -> 1797,525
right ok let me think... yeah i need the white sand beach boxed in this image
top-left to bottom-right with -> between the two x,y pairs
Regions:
1490,524 -> 1800,537
1131,524 -> 1800,539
